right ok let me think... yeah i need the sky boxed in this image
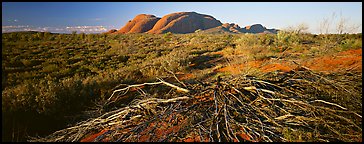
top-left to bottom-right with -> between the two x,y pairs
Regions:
2,2 -> 362,34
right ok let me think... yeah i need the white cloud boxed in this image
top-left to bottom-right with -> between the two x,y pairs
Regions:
7,19 -> 19,22
2,25 -> 116,34
2,25 -> 29,29
65,26 -> 108,33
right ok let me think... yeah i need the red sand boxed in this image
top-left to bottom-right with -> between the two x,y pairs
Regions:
216,48 -> 362,74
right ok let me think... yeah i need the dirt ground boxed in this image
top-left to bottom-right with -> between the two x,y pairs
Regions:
213,48 -> 361,75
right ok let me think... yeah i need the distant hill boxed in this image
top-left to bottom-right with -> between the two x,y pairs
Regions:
196,23 -> 278,34
111,12 -> 279,34
241,24 -> 278,34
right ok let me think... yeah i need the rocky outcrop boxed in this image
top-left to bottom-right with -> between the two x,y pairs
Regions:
241,24 -> 278,34
147,12 -> 222,34
117,14 -> 160,34
198,23 -> 278,34
221,23 -> 243,33
242,24 -> 265,33
197,23 -> 243,34
113,12 -> 278,34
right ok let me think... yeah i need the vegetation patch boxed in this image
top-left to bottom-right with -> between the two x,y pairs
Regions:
1,32 -> 362,142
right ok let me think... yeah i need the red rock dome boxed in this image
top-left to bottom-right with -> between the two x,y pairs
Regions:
147,12 -> 222,34
117,14 -> 160,34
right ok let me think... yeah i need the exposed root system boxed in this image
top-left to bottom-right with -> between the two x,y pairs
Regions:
29,67 -> 362,142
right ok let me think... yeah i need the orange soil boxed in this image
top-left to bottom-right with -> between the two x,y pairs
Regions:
183,133 -> 210,142
216,48 -> 362,74
237,132 -> 254,142
193,93 -> 214,105
260,61 -> 297,73
216,60 -> 264,75
137,113 -> 184,142
80,129 -> 109,142
338,48 -> 362,55
177,73 -> 194,80
303,48 -> 362,72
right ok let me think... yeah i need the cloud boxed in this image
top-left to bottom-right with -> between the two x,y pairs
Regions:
2,25 -> 29,29
2,25 -> 31,33
7,19 -> 19,22
2,25 -> 116,34
66,26 -> 107,33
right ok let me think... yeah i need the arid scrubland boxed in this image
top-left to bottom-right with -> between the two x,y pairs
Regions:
2,31 -> 362,142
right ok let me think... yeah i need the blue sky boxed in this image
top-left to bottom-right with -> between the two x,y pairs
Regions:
2,2 -> 362,34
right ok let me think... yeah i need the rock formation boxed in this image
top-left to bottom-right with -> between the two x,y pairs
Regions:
221,23 -> 243,33
147,12 -> 222,34
241,24 -> 278,34
117,14 -> 160,34
113,12 -> 278,34
197,23 -> 278,34
197,23 -> 242,34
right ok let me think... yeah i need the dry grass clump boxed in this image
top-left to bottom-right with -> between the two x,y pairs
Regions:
30,66 -> 361,142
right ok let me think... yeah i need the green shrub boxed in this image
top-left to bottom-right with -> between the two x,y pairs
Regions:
275,31 -> 300,47
163,32 -> 173,41
259,34 -> 275,45
42,64 -> 59,73
236,33 -> 260,46
339,38 -> 362,51
20,59 -> 33,67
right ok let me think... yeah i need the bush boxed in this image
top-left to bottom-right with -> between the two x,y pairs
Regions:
163,32 -> 173,41
42,64 -> 59,73
339,38 -> 362,51
275,31 -> 300,47
236,33 -> 260,47
258,34 -> 275,46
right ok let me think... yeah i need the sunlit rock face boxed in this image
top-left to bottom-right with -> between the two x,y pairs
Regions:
117,14 -> 160,34
146,12 -> 222,34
